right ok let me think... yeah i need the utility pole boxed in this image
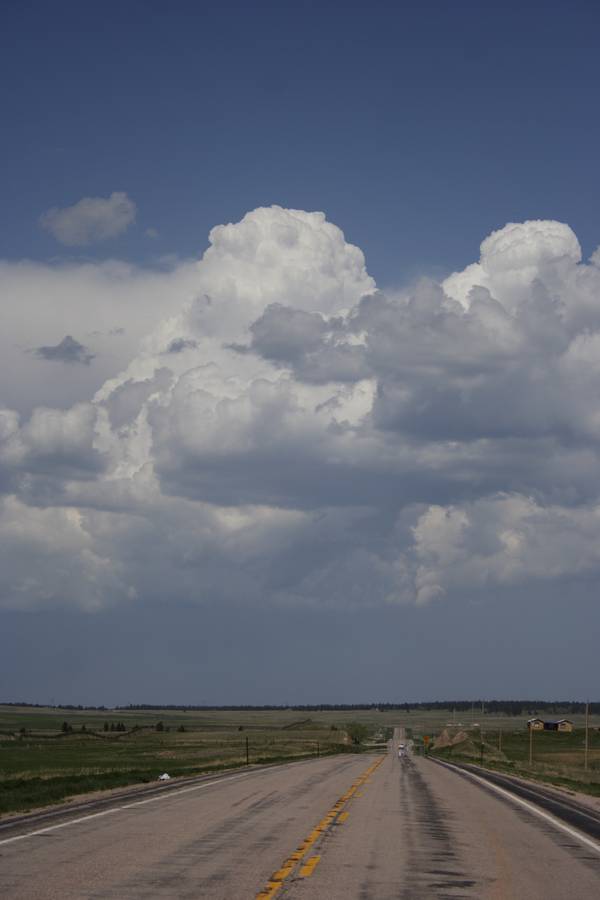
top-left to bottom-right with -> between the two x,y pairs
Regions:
529,722 -> 533,766
246,736 -> 249,766
585,702 -> 589,772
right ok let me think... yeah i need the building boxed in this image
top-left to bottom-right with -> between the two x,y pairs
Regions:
527,717 -> 544,730
542,719 -> 574,732
556,719 -> 574,732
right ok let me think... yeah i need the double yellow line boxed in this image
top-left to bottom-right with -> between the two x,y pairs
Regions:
256,756 -> 385,898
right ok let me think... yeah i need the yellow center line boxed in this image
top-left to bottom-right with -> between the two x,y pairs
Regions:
255,755 -> 384,898
299,855 -> 321,877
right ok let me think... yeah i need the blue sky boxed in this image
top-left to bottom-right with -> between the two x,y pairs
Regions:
3,0 -> 600,283
2,1 -> 600,704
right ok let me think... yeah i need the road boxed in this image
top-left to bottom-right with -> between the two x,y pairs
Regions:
1,729 -> 600,898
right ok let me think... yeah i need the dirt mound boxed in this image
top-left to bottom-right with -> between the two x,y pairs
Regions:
435,729 -> 508,762
432,729 -> 452,749
433,729 -> 470,750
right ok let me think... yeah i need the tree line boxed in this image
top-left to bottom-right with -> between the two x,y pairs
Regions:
5,700 -> 600,715
115,701 -> 600,715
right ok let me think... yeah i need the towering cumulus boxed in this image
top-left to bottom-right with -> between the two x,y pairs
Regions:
2,209 -> 600,612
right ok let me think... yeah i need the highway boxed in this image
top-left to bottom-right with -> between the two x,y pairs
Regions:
1,729 -> 600,898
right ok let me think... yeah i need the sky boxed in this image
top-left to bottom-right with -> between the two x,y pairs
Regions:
2,1 -> 600,705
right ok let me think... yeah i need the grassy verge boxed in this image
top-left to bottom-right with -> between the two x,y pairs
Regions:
431,746 -> 600,798
0,744 -> 363,818
0,705 -> 375,818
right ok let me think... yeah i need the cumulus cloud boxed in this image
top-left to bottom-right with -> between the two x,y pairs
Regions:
39,192 -> 136,246
239,303 -> 368,383
407,494 -> 600,605
0,256 -> 197,415
0,496 -> 133,611
106,369 -> 173,429
4,206 -> 600,612
35,335 -> 94,365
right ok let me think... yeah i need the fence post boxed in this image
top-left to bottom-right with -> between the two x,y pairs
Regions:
585,702 -> 589,772
529,722 -> 533,766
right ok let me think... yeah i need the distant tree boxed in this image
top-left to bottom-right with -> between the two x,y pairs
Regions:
345,722 -> 369,745
61,721 -> 69,733
177,725 -> 185,732
103,721 -> 109,732
80,724 -> 86,733
155,721 -> 164,732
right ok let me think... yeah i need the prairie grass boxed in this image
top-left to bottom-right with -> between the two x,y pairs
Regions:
0,706 -> 364,816
430,723 -> 600,795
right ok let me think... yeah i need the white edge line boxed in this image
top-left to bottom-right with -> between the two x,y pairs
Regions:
439,759 -> 600,857
0,771 -> 254,847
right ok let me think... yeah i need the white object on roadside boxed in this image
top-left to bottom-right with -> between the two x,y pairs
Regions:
158,773 -> 171,781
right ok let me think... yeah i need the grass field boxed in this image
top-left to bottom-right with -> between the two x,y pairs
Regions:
4,704 -> 600,815
0,705 -> 391,817
429,718 -> 600,795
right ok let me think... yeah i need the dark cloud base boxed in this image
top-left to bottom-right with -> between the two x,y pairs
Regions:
2,582 -> 597,705
35,335 -> 94,365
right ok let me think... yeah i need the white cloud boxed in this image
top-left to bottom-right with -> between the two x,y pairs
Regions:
0,496 -> 133,612
0,256 -> 197,415
407,494 -> 600,605
443,219 -> 583,316
39,191 -> 136,246
4,207 -> 600,611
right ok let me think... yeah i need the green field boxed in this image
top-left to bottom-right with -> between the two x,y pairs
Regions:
429,719 -> 600,795
0,706 -> 391,817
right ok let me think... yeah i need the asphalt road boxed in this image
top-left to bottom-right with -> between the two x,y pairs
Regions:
2,731 -> 600,899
